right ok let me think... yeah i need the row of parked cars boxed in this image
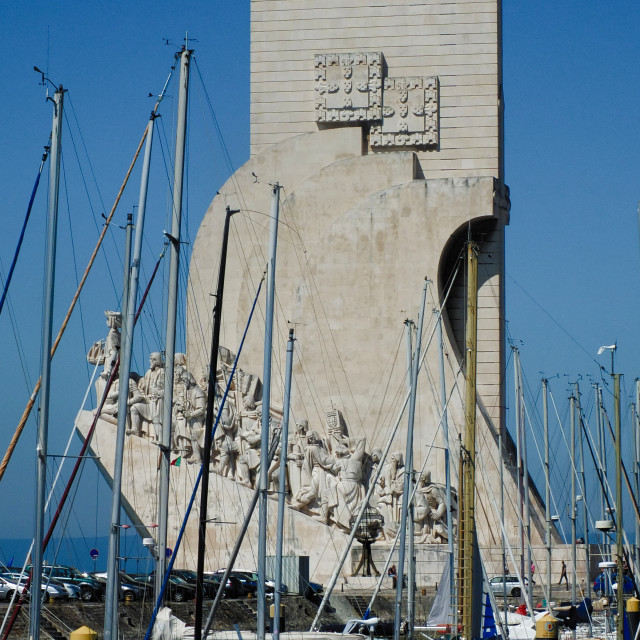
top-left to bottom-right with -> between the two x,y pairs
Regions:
0,565 -> 316,604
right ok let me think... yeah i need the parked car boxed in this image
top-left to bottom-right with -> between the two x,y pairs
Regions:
488,575 -> 528,598
208,571 -> 257,596
0,573 -> 68,603
217,570 -> 287,596
90,572 -> 147,602
170,569 -> 226,599
34,564 -> 104,602
0,575 -> 27,601
593,572 -> 634,597
45,578 -> 81,600
131,572 -> 196,602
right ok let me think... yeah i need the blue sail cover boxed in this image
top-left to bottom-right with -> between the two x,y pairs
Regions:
481,592 -> 501,640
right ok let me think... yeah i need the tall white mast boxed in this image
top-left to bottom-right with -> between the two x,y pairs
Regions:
273,328 -> 295,638
394,280 -> 427,640
104,105 -> 159,640
30,84 -> 64,640
436,308 -> 455,626
157,46 -> 191,602
257,183 -> 281,639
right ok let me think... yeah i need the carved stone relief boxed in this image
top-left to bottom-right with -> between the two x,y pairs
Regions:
370,76 -> 439,148
315,52 -> 439,149
315,52 -> 383,123
89,313 -> 456,542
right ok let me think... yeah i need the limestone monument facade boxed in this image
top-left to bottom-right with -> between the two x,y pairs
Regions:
77,0 -> 558,585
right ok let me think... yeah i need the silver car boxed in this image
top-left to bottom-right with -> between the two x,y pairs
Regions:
488,575 -> 528,597
1,573 -> 67,603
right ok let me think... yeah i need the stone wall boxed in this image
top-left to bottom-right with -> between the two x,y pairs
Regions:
250,0 -> 503,179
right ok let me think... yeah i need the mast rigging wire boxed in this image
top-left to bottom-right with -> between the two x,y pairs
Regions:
144,276 -> 264,640
0,141 -> 49,317
0,249 -> 166,640
0,66 -> 176,485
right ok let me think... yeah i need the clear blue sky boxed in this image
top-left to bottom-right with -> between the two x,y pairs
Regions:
0,1 -> 638,568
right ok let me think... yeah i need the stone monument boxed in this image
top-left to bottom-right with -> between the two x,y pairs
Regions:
77,0 -> 557,585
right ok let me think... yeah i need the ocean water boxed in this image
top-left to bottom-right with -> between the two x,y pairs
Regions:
0,535 -> 155,575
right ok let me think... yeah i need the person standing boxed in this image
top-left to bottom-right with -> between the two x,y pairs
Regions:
388,564 -> 398,589
559,560 -> 568,588
530,561 -> 536,584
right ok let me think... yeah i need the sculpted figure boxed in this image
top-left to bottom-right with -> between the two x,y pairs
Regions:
101,373 -> 141,429
325,437 -> 367,528
414,471 -> 456,543
267,444 -> 284,493
129,352 -> 164,438
325,409 -> 348,454
214,383 -> 239,477
174,353 -> 188,392
291,433 -> 336,516
94,310 -> 122,399
172,366 -> 191,454
174,371 -> 206,464
287,419 -> 310,496
103,311 -> 122,374
236,368 -> 262,411
198,365 -> 212,394
382,452 -> 405,525
236,408 -> 263,487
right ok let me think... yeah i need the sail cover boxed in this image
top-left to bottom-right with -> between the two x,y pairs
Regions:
427,562 -> 454,626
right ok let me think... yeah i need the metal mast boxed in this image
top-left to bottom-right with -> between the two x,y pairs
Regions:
635,379 -> 640,573
257,183 -> 281,639
394,283 -> 427,640
157,47 -> 191,602
436,309 -> 455,623
458,241 -> 478,640
543,379 -> 552,604
513,347 -> 525,583
596,385 -> 608,554
570,393 -> 577,609
104,105 -> 158,640
614,373 -> 624,640
195,206 -> 236,640
274,328 -> 296,638
575,381 -> 590,608
30,84 -> 64,640
122,213 -> 133,319
516,351 -> 533,612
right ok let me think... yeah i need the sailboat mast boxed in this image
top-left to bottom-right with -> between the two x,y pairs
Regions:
157,47 -> 191,602
394,282 -> 427,640
195,205 -> 236,640
543,378 -> 552,604
614,373 -> 624,640
407,321 -> 417,640
122,213 -> 133,319
257,183 -> 281,640
596,385 -> 607,552
570,393 -> 577,607
29,84 -> 64,640
513,347 -> 525,581
518,353 -> 533,612
436,309 -> 455,622
635,379 -> 640,574
104,107 -> 158,640
575,381 -> 590,607
273,328 -> 295,638
458,241 -> 478,640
